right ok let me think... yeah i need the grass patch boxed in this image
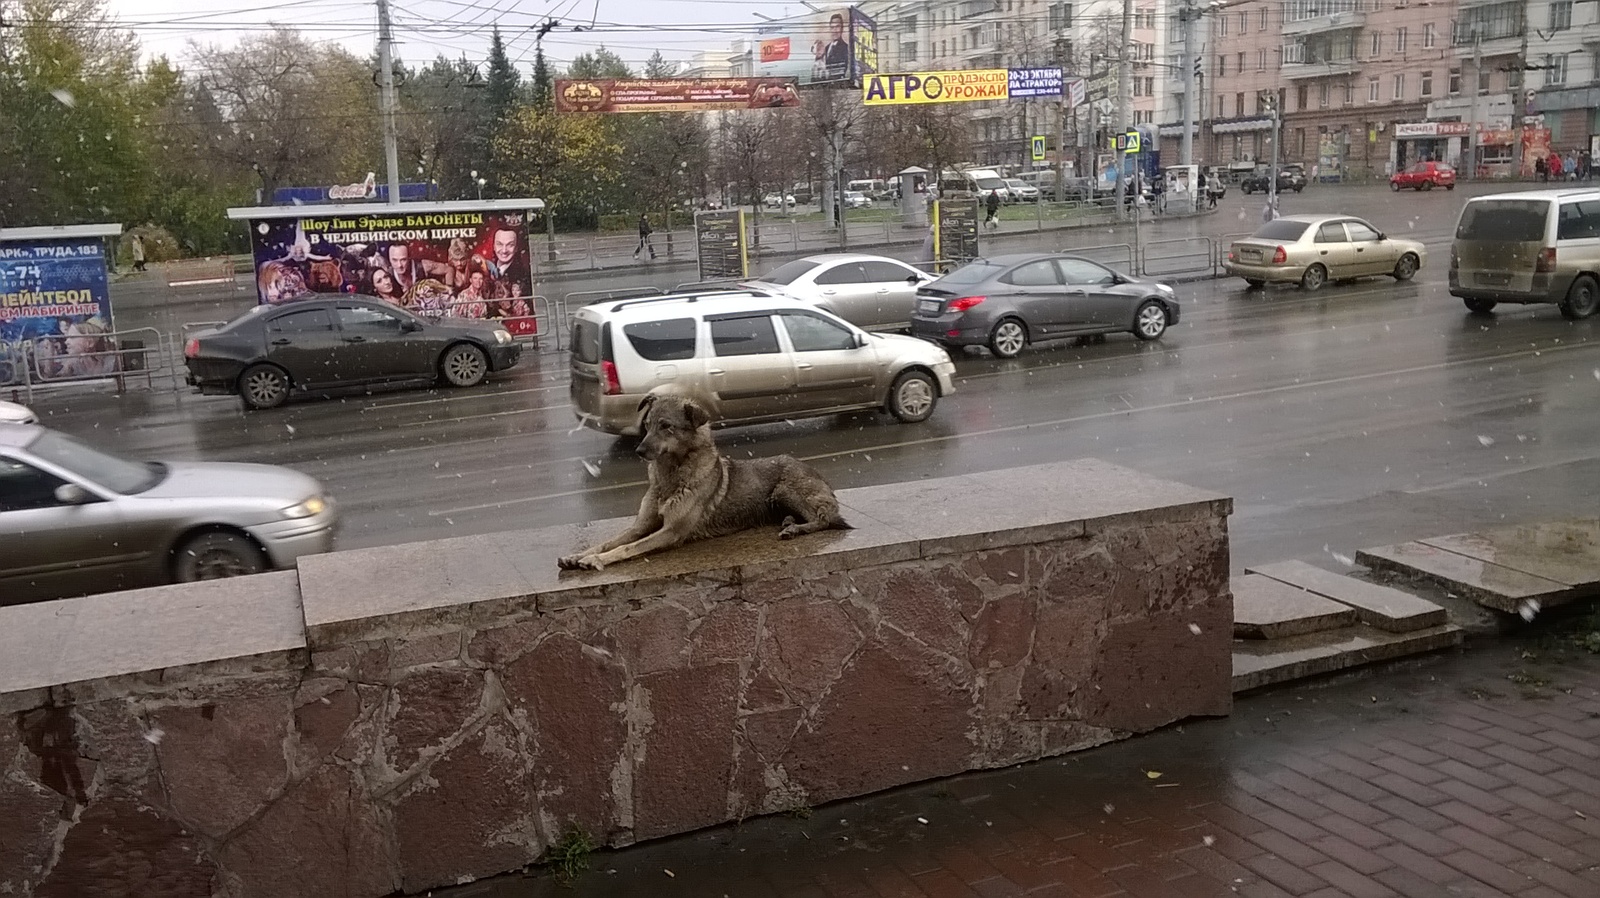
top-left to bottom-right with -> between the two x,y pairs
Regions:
546,825 -> 596,884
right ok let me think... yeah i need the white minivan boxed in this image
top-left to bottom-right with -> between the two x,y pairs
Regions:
1449,189 -> 1600,319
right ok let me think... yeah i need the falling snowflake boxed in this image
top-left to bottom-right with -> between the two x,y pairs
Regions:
1188,623 -> 1203,635
285,424 -> 295,435
50,88 -> 76,107
1477,435 -> 1496,447
1102,803 -> 1115,814
1203,834 -> 1216,846
1518,599 -> 1541,622
143,726 -> 165,745
582,459 -> 601,477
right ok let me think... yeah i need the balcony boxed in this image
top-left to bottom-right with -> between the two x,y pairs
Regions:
1281,47 -> 1360,80
1281,0 -> 1370,38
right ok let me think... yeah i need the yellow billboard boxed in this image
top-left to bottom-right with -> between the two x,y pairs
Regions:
861,69 -> 1008,106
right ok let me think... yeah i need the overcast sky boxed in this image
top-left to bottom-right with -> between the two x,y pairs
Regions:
104,0 -> 831,73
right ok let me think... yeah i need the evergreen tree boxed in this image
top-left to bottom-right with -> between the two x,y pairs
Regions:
532,47 -> 552,108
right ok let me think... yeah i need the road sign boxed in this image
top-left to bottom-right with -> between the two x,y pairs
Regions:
1123,131 -> 1141,154
1065,77 -> 1086,108
1030,135 -> 1047,162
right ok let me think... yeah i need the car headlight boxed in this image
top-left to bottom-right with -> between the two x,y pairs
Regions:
282,496 -> 328,519
494,329 -> 513,344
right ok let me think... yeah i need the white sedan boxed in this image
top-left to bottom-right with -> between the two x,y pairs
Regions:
0,400 -> 37,425
763,193 -> 795,209
843,191 -> 874,209
746,253 -> 932,332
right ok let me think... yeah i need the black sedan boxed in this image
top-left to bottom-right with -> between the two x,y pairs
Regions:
1240,166 -> 1306,194
184,296 -> 522,409
909,254 -> 1180,358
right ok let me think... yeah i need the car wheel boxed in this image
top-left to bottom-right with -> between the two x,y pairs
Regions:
887,370 -> 937,423
440,342 -> 489,387
173,531 -> 267,582
1392,253 -> 1419,281
1559,275 -> 1600,320
1464,297 -> 1498,315
239,364 -> 290,410
1133,300 -> 1169,341
987,318 -> 1027,358
1300,264 -> 1327,291
1445,184 -> 1455,190
1295,186 -> 1304,193
1421,180 -> 1434,191
1244,278 -> 1265,289
1390,182 -> 1401,191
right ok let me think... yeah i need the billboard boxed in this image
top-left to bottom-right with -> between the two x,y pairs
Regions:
556,78 -> 801,113
755,6 -> 878,87
245,209 -> 538,335
0,239 -> 114,374
863,69 -> 1009,106
1007,68 -> 1065,99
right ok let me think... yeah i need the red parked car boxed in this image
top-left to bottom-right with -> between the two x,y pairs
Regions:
1390,161 -> 1456,191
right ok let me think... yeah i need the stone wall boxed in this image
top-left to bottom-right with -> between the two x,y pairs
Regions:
0,460 -> 1233,898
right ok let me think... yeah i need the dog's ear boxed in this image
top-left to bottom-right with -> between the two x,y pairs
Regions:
685,399 -> 711,430
637,393 -> 658,414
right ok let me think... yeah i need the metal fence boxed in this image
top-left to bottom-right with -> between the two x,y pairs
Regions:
7,327 -> 176,402
1057,242 -> 1137,275
1140,237 -> 1216,279
163,258 -> 238,290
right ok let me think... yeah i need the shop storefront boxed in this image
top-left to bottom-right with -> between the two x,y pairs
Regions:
1391,121 -> 1470,172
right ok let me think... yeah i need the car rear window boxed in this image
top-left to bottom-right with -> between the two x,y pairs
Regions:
1252,220 -> 1311,240
934,260 -> 1004,287
1457,200 -> 1549,241
623,318 -> 697,361
755,259 -> 822,286
572,319 -> 602,364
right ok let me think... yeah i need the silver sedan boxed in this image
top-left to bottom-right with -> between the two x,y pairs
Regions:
747,253 -> 933,331
0,424 -> 337,603
1224,214 -> 1426,290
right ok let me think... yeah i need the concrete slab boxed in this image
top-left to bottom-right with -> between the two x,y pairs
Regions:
1231,574 -> 1357,639
1355,541 -> 1578,614
1248,559 -> 1448,632
1232,623 -> 1465,693
1417,519 -> 1600,589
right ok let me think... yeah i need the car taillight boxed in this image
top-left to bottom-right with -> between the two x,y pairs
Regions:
1272,246 -> 1287,264
1536,247 -> 1557,273
947,295 -> 986,313
600,359 -> 621,395
184,338 -> 200,358
1226,249 -> 1236,261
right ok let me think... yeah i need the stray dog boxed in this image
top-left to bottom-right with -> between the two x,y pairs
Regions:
558,393 -> 850,571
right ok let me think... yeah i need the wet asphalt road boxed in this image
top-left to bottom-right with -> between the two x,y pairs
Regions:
21,182 -> 1600,574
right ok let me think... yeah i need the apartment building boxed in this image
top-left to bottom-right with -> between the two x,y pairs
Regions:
1525,0 -> 1600,155
862,0 -> 1167,169
1190,1 -> 1283,167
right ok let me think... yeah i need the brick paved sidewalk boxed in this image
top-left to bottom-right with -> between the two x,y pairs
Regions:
445,635 -> 1600,898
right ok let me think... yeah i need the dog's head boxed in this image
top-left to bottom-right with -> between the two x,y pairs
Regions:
636,392 -> 711,462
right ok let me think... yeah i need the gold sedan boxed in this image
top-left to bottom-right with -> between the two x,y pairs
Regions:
1224,214 -> 1426,290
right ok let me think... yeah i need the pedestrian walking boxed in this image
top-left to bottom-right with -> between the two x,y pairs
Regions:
1550,153 -> 1564,181
130,233 -> 146,272
1535,155 -> 1548,182
1566,151 -> 1579,181
984,189 -> 1001,230
633,213 -> 656,261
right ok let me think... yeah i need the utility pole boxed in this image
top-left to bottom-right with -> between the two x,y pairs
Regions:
1180,0 -> 1198,167
1465,24 -> 1481,180
1116,0 -> 1134,219
1513,3 -> 1530,178
1268,92 -> 1281,218
376,0 -> 402,206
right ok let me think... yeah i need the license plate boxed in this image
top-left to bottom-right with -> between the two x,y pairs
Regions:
1240,249 -> 1262,261
1477,273 -> 1511,286
918,299 -> 942,314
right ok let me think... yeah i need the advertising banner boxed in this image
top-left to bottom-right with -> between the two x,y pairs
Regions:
932,199 -> 980,269
556,78 -> 801,113
273,180 -> 433,206
0,239 -> 114,367
862,69 -> 1009,106
1007,68 -> 1065,99
246,208 -> 538,335
755,6 -> 876,87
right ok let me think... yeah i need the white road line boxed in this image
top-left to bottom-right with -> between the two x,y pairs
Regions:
1404,451 -> 1600,494
428,340 -> 1599,518
398,402 -> 574,426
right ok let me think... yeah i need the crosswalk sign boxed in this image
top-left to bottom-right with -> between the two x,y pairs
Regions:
1030,136 -> 1046,161
1123,131 -> 1141,154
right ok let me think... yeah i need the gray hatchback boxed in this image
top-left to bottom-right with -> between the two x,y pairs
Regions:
909,253 -> 1180,358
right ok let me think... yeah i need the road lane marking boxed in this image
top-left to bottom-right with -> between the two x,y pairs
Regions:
398,402 -> 574,426
428,340 -> 1599,517
1404,451 -> 1600,494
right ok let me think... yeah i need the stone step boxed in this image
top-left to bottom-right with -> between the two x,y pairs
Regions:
1232,574 -> 1357,639
1247,560 -> 1448,632
1232,623 -> 1465,693
1355,541 -> 1578,614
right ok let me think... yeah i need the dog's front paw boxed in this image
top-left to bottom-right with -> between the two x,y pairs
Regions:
778,517 -> 801,540
559,554 -> 606,571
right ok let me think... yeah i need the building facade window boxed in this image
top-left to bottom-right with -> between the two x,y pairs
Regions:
1545,53 -> 1568,86
1370,31 -> 1381,57
1368,77 -> 1379,102
1550,1 -> 1573,32
1217,55 -> 1226,77
1421,70 -> 1433,96
1216,95 -> 1225,117
1449,68 -> 1461,93
1258,48 -> 1267,70
1396,28 -> 1407,54
1393,73 -> 1405,100
1479,66 -> 1492,93
1260,7 -> 1268,30
1296,83 -> 1309,111
1236,92 -> 1245,116
1319,81 -> 1330,107
1423,23 -> 1436,49
1238,51 -> 1246,73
